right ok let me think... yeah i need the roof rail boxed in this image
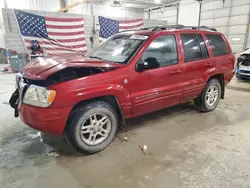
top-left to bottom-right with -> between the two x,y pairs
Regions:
118,25 -> 217,33
151,25 -> 217,31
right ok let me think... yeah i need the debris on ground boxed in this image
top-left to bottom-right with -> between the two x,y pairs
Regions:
47,150 -> 59,157
138,145 -> 147,155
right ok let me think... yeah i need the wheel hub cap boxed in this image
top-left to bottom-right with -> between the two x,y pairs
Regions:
206,85 -> 219,107
80,113 -> 111,146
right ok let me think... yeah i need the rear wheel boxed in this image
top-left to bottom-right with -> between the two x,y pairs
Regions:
195,79 -> 221,112
65,101 -> 119,154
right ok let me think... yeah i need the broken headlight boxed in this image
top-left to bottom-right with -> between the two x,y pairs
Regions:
23,85 -> 56,108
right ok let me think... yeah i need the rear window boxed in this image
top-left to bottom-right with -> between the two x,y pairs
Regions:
206,34 -> 229,57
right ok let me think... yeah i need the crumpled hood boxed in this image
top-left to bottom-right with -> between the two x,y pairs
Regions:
240,48 -> 250,55
22,55 -> 122,80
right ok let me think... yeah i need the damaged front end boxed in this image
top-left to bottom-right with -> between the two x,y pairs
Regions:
236,49 -> 250,80
23,66 -> 113,87
9,55 -> 121,117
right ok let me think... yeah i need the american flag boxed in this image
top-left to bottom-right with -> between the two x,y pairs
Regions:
14,10 -> 87,55
99,16 -> 144,40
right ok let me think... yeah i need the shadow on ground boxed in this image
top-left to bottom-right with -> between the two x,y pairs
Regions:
33,102 -> 197,157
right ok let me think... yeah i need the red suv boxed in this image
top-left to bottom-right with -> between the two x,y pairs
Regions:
10,25 -> 235,154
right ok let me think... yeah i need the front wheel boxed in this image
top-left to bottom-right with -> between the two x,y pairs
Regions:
65,101 -> 119,154
195,79 -> 221,112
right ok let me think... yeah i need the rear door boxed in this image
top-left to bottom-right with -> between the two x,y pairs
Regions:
205,34 -> 235,83
180,33 -> 213,101
130,34 -> 183,116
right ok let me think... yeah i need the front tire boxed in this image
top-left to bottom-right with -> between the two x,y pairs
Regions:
195,79 -> 221,112
65,101 -> 119,154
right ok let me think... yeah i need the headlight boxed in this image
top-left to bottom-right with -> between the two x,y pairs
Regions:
23,85 -> 56,108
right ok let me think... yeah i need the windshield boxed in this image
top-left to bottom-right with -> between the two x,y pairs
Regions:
88,35 -> 145,64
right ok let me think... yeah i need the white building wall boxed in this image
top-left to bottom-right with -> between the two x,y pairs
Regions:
148,6 -> 178,24
0,1 -> 5,48
200,0 -> 250,53
4,0 -> 60,12
4,0 -> 144,18
178,0 -> 200,26
146,0 -> 200,26
68,1 -> 144,18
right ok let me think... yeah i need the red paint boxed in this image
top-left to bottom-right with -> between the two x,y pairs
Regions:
18,104 -> 71,136
18,29 -> 235,136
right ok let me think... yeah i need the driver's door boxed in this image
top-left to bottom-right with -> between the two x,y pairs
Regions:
130,35 -> 183,116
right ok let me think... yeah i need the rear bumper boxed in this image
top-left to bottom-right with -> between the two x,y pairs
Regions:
18,104 -> 72,136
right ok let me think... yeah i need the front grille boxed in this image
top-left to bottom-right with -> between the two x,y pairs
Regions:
240,70 -> 250,74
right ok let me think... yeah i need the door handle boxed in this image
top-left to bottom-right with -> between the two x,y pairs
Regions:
170,70 -> 181,75
205,62 -> 213,67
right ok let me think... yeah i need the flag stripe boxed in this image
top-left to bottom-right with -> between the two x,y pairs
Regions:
26,49 -> 87,55
24,39 -> 86,46
46,20 -> 84,26
47,31 -> 84,36
26,43 -> 87,49
119,20 -> 143,27
119,19 -> 143,24
47,34 -> 86,39
46,24 -> 84,29
46,17 -> 84,22
24,37 -> 86,43
27,45 -> 87,51
119,23 -> 144,30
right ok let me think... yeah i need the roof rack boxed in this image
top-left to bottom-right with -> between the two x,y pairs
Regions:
119,25 -> 217,33
149,25 -> 217,31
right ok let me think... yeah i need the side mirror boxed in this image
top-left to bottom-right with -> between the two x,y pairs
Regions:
136,57 -> 160,72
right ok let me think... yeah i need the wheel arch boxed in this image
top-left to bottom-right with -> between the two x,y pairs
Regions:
207,73 -> 225,99
64,95 -> 125,134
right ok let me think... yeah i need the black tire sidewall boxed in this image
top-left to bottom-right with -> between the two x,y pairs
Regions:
236,74 -> 242,80
201,79 -> 221,111
68,102 -> 118,154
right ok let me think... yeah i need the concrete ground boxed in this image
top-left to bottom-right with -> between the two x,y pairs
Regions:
1,65 -> 250,188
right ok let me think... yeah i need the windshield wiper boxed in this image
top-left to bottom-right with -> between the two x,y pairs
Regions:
88,56 -> 104,61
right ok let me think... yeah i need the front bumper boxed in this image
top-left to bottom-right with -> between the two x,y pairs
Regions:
18,104 -> 72,136
236,68 -> 250,80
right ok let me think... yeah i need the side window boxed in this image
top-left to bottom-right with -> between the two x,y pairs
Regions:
197,34 -> 209,58
206,34 -> 229,57
180,34 -> 202,62
142,35 -> 178,67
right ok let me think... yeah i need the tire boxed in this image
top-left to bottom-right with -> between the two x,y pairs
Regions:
194,78 -> 222,112
65,101 -> 119,154
236,74 -> 242,80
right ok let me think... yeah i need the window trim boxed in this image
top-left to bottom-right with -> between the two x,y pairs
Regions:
205,34 -> 229,57
197,34 -> 209,59
137,34 -> 179,69
181,33 -> 208,63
